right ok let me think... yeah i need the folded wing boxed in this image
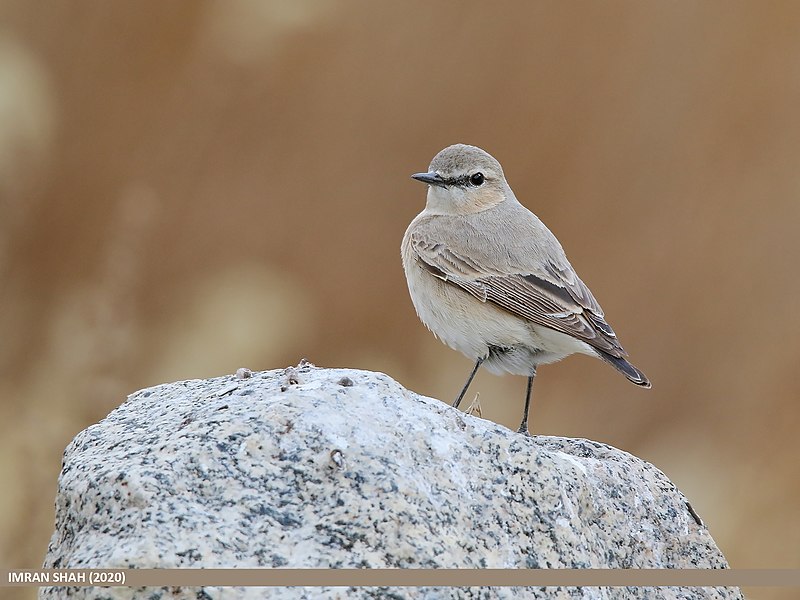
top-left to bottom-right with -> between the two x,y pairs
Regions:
411,231 -> 627,359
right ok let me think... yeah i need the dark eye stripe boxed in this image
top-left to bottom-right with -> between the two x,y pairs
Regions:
445,173 -> 486,187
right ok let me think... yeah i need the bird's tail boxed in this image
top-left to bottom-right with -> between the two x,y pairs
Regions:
597,352 -> 651,388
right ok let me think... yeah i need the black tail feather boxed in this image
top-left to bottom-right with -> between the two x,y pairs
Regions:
597,351 -> 651,388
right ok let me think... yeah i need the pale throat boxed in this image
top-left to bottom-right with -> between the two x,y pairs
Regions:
425,186 -> 505,215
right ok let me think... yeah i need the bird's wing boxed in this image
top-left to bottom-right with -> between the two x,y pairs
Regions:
409,229 -> 626,358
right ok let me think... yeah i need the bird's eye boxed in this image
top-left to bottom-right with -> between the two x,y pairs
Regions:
470,172 -> 485,186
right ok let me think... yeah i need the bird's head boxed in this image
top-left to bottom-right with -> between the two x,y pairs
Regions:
412,144 -> 509,215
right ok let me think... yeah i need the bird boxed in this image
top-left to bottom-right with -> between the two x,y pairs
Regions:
401,143 -> 650,435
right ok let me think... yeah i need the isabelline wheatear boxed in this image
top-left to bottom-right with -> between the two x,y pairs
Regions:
401,144 -> 650,435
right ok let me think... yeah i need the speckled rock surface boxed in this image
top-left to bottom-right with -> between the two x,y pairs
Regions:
41,363 -> 743,600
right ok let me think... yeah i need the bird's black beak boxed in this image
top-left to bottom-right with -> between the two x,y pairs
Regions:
411,172 -> 447,187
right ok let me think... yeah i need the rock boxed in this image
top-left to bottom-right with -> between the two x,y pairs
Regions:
41,364 -> 743,600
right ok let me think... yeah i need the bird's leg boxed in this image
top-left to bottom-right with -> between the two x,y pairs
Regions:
517,366 -> 537,436
453,357 -> 484,409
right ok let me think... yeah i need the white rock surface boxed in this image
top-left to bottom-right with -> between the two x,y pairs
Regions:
41,363 -> 743,600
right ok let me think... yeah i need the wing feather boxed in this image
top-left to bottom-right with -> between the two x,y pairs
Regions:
410,230 -> 627,358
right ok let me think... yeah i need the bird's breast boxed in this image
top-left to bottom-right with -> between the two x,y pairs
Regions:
402,249 -> 533,363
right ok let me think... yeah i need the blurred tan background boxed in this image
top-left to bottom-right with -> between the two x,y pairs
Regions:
1,1 -> 798,598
